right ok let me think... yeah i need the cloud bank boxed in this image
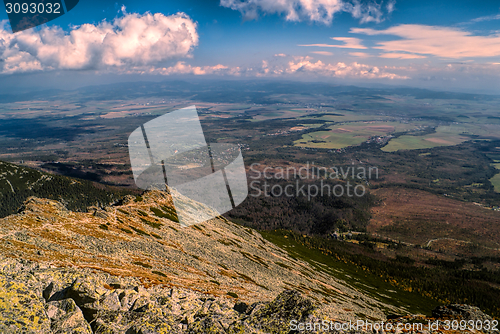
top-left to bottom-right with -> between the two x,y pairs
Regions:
146,56 -> 407,80
0,11 -> 198,74
255,56 -> 408,79
220,0 -> 394,25
284,56 -> 407,79
156,62 -> 240,76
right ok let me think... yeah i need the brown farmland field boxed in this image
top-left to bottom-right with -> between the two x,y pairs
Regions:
369,188 -> 500,256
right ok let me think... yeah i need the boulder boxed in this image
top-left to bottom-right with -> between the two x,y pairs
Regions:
46,299 -> 92,334
433,304 -> 494,322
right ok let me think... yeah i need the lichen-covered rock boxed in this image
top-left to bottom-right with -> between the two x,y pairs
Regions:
0,258 -> 324,334
126,315 -> 181,334
0,242 -> 496,334
236,290 -> 318,334
0,276 -> 51,333
187,316 -> 227,334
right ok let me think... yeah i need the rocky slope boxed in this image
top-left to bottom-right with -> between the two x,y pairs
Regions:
0,256 -> 320,333
0,255 -> 496,334
0,191 -> 400,320
0,190 -> 496,333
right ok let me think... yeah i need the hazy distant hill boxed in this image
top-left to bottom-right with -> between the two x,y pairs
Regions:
1,80 -> 499,104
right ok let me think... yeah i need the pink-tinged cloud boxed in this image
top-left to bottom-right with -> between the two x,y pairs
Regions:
331,37 -> 367,49
299,37 -> 367,49
380,53 -> 427,59
310,51 -> 334,56
350,24 -> 500,59
0,12 -> 198,74
349,52 -> 372,57
220,0 -> 392,25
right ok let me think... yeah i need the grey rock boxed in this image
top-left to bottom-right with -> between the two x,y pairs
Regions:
65,276 -> 106,323
46,299 -> 92,334
236,290 -> 317,334
130,296 -> 152,312
101,292 -> 122,312
433,304 -> 494,321
118,289 -> 140,311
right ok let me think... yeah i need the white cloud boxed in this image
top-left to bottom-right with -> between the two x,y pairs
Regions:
220,0 -> 394,25
346,0 -> 386,24
351,24 -> 500,59
0,11 -> 198,74
469,13 -> 500,23
386,0 -> 396,14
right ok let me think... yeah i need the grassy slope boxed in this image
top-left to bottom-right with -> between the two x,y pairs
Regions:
260,230 -> 439,316
261,230 -> 500,318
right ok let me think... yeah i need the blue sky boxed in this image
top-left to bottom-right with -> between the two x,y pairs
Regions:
1,0 -> 500,93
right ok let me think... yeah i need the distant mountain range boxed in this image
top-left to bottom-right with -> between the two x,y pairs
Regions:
1,80 -> 499,104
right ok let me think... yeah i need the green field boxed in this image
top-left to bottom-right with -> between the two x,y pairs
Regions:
383,123 -> 500,152
382,125 -> 471,152
294,121 -> 418,149
294,130 -> 367,149
491,174 -> 500,193
302,111 -> 390,123
491,163 -> 500,193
